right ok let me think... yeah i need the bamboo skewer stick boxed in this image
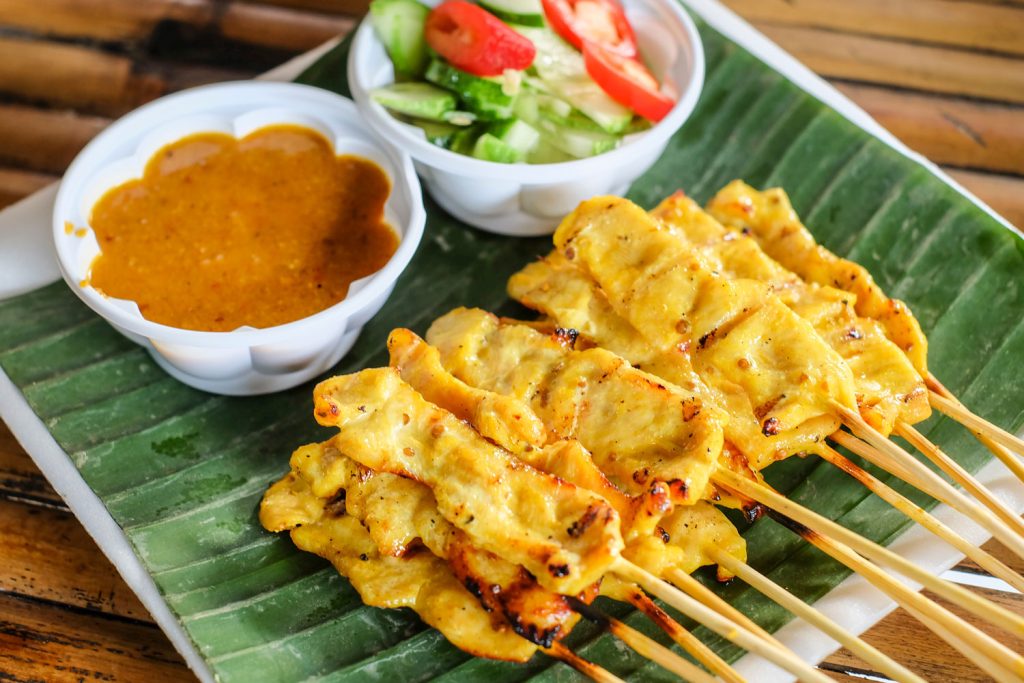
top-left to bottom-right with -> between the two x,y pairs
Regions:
926,373 -> 1024,483
709,548 -> 927,683
714,469 -> 1024,639
819,445 -> 1024,592
611,560 -> 834,683
568,597 -> 719,683
724,503 -> 1023,681
545,642 -> 627,683
830,406 -> 1024,560
896,420 -> 1024,537
624,590 -> 747,683
930,391 -> 1024,456
663,565 -> 776,643
714,471 -> 1024,683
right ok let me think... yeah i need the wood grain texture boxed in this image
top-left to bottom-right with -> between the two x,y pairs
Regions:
722,0 -> 1024,56
757,23 -> 1024,105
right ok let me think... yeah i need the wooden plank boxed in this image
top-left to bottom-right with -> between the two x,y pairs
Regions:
0,0 -> 355,50
0,0 -> 211,42
242,0 -> 369,16
0,37 -> 163,116
835,83 -> 1024,176
0,498 -> 149,620
758,24 -> 1024,105
219,3 -> 355,51
722,0 -> 1024,57
821,587 -> 1024,682
0,427 -> 63,508
0,104 -> 109,175
0,592 -> 189,682
0,167 -> 55,210
946,168 -> 1024,231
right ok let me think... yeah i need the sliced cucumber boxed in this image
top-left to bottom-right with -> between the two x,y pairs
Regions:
514,25 -> 634,134
526,142 -> 576,164
480,0 -> 546,27
472,133 -> 520,163
371,83 -> 457,121
369,0 -> 430,78
536,117 -> 620,158
515,91 -> 604,133
403,118 -> 461,147
488,119 -> 540,159
449,124 -> 484,155
425,58 -> 518,121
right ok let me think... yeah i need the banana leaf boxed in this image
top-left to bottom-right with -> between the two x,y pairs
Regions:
2,7 -> 1023,682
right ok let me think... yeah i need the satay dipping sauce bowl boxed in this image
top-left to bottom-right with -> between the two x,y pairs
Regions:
53,82 -> 425,396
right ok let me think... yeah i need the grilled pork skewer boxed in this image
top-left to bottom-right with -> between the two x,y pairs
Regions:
262,437 -> 720,681
406,319 -> 927,681
508,247 -> 1024,583
708,181 -> 1024,475
314,369 -> 833,683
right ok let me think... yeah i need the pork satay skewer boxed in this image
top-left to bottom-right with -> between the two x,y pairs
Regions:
507,253 -> 1024,587
716,469 -> 1024,682
546,642 -> 626,683
389,329 -> 752,683
399,323 -> 925,683
424,307 -> 1023,677
267,438 -> 717,682
645,193 -> 1024,544
545,197 -> 1024,557
315,369 -> 834,683
708,182 -> 1024,475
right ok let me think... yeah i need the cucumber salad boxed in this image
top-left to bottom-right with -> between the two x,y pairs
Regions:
369,0 -> 676,163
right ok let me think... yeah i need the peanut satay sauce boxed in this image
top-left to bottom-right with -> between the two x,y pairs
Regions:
86,124 -> 398,332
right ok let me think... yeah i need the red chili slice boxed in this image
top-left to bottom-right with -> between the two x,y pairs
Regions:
583,41 -> 675,122
424,1 -> 536,77
540,0 -> 638,57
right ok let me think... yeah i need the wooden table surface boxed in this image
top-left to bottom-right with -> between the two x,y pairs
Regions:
1,1 -> 1022,681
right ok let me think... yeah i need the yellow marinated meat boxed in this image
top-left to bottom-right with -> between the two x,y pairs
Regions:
623,501 -> 746,582
263,440 -> 567,654
313,368 -> 624,596
426,307 -> 724,502
554,197 -> 858,446
391,325 -> 747,577
652,193 -> 930,435
508,254 -> 831,471
707,180 -> 929,375
388,327 -> 549,454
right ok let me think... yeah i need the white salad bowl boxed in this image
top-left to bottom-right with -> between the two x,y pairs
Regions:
53,81 -> 425,396
347,0 -> 704,236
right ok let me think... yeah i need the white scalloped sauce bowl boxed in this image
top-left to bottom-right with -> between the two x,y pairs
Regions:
52,81 -> 426,396
348,0 -> 704,236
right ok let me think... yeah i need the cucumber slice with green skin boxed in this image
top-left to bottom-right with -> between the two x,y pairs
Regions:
513,25 -> 634,134
471,133 -> 520,163
487,119 -> 540,159
515,92 -> 605,134
449,124 -> 484,155
369,0 -> 430,78
371,83 -> 457,121
404,118 -> 461,147
526,141 -> 576,164
425,58 -> 518,121
479,0 -> 545,27
535,117 -> 620,157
